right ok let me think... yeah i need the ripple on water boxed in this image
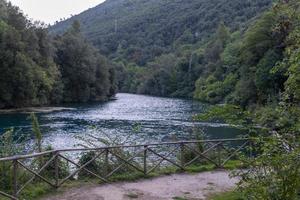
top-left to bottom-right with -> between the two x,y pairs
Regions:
0,93 -> 243,150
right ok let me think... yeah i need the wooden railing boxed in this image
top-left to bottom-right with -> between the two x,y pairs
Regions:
0,138 -> 251,200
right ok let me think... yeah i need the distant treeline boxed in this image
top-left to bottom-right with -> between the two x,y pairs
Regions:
0,0 -> 116,109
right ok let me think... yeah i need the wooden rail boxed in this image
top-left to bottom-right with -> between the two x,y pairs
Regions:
0,138 -> 251,199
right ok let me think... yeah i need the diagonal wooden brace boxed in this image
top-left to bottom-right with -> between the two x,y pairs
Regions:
148,148 -> 184,170
58,150 -> 105,186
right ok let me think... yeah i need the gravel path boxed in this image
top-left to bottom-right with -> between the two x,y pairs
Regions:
43,170 -> 237,200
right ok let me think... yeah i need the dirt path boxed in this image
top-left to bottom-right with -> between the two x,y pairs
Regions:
43,170 -> 237,200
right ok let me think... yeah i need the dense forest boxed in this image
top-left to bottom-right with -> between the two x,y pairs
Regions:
193,0 -> 300,108
50,0 -> 273,97
185,0 -> 300,139
0,0 -> 116,108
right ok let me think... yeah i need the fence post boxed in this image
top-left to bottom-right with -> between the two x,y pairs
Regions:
104,148 -> 109,177
54,151 -> 59,188
217,143 -> 222,168
143,145 -> 148,175
180,143 -> 185,169
12,159 -> 18,198
249,139 -> 253,158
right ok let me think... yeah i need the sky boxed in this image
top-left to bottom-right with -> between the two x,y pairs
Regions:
8,0 -> 106,24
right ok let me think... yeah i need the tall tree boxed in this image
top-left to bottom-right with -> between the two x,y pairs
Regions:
54,21 -> 113,103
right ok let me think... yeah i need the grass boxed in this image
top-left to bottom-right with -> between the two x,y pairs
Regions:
209,191 -> 244,200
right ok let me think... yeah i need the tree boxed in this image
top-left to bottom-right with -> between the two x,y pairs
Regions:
0,1 -> 61,108
54,21 -> 113,103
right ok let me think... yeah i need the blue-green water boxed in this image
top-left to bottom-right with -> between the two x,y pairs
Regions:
0,93 -> 242,149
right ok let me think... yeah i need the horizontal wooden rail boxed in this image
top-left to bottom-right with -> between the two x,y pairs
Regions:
0,138 -> 252,200
0,138 -> 250,162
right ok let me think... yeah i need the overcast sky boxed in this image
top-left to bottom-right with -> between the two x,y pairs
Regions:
9,0 -> 106,24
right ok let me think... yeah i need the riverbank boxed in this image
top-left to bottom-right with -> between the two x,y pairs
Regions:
0,107 -> 76,114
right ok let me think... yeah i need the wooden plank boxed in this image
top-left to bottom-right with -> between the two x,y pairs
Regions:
180,143 -> 185,168
0,150 -> 57,162
0,191 -> 18,200
54,152 -> 59,188
143,146 -> 147,175
17,161 -> 56,187
104,148 -> 109,176
0,138 -> 251,162
17,154 -> 57,194
13,160 -> 18,198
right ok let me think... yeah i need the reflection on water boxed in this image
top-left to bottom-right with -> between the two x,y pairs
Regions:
0,93 -> 243,149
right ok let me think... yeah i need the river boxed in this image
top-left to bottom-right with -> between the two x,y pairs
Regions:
0,93 -> 243,150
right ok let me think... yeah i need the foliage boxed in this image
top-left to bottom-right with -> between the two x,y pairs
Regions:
194,13 -> 300,193
195,105 -> 252,128
0,128 -> 18,157
195,104 -> 300,199
54,21 -> 115,102
0,129 -> 28,192
50,0 -> 272,98
0,129 -> 17,191
0,114 -> 68,196
0,1 -> 61,108
30,113 -> 42,152
0,0 -> 116,109
209,191 -> 244,200
196,105 -> 300,199
235,137 -> 300,200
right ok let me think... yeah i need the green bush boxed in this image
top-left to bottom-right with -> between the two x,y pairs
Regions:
235,136 -> 300,200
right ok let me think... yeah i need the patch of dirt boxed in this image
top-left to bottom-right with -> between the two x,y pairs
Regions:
43,170 -> 238,200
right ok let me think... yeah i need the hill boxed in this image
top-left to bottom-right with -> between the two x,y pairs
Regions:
50,0 -> 272,64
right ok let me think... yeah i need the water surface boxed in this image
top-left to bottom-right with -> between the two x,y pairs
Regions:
0,93 -> 243,149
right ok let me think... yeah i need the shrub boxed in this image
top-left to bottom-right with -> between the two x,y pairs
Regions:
235,136 -> 300,200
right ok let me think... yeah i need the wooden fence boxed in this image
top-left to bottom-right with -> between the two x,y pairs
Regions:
0,138 -> 251,200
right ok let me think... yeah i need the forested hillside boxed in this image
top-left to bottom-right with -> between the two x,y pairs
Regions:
0,0 -> 116,108
191,0 -> 300,139
194,0 -> 300,108
50,0 -> 272,97
51,0 -> 300,133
